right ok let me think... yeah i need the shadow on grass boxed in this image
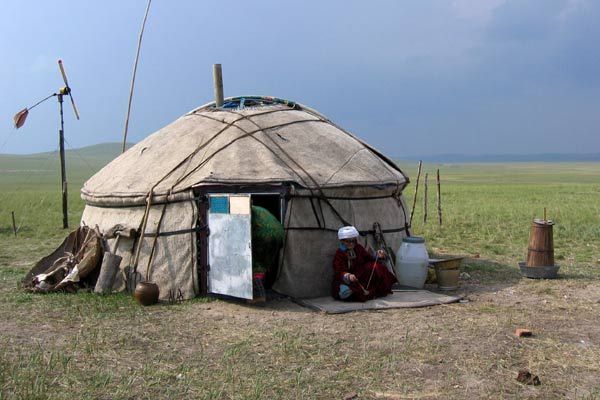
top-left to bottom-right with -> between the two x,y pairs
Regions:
542,271 -> 593,280
463,257 -> 522,282
208,256 -> 529,313
443,255 -> 596,298
0,227 -> 16,235
426,255 -> 523,297
208,257 -> 532,312
4,256 -> 590,315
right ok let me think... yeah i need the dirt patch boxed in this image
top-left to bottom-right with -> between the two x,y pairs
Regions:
1,269 -> 600,399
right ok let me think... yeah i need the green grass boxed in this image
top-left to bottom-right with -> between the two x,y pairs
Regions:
399,162 -> 600,279
0,147 -> 113,265
1,154 -> 600,399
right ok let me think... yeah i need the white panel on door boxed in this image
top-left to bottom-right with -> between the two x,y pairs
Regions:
207,194 -> 253,299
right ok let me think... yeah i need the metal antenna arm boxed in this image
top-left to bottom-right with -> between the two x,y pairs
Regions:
28,92 -> 57,111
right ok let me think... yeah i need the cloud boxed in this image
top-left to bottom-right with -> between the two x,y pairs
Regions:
455,0 -> 600,88
554,0 -> 600,84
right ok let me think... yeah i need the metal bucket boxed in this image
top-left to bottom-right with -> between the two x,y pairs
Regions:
431,257 -> 463,291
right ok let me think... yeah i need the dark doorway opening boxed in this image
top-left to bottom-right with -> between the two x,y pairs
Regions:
251,194 -> 284,289
251,194 -> 283,222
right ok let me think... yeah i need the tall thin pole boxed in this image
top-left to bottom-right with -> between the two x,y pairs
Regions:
58,94 -> 68,229
11,211 -> 17,237
213,64 -> 224,107
436,169 -> 442,226
122,0 -> 152,153
410,160 -> 422,223
423,172 -> 428,224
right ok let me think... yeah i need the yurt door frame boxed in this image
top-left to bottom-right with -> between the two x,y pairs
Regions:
194,185 -> 289,299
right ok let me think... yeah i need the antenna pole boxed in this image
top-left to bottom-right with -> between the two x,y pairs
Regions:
122,0 -> 153,154
58,93 -> 69,229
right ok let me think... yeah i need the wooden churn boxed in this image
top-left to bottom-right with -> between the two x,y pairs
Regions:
526,219 -> 555,267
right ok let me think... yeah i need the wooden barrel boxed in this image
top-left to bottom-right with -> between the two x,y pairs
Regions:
526,219 -> 554,267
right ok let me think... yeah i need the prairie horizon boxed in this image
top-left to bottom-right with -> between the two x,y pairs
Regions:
2,142 -> 599,163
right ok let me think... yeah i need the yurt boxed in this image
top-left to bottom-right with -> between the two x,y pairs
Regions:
81,96 -> 411,300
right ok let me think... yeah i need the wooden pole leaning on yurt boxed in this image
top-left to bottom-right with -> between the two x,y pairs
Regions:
213,64 -> 224,107
132,192 -> 154,278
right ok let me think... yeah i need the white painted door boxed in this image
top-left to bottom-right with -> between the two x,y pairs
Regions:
207,194 -> 253,299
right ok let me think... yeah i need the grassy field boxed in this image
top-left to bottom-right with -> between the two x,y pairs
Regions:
1,151 -> 599,399
398,162 -> 600,279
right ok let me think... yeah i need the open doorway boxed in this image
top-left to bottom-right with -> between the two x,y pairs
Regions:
251,194 -> 283,222
195,187 -> 288,299
250,194 -> 285,289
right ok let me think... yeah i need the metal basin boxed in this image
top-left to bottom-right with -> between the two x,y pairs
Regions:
519,262 -> 560,279
430,257 -> 463,291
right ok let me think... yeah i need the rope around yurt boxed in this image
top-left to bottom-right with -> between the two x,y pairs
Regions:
130,104 -> 411,288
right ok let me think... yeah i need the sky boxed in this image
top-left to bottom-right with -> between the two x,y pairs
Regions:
0,0 -> 599,157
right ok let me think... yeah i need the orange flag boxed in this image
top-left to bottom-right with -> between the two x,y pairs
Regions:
13,108 -> 29,129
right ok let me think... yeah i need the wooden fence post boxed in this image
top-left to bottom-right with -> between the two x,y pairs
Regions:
410,160 -> 422,224
423,173 -> 429,224
11,211 -> 17,237
436,169 -> 442,226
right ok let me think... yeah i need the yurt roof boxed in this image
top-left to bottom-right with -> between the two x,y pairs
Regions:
81,96 -> 408,206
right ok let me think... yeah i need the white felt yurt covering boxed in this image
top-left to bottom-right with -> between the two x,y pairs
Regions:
81,97 -> 411,299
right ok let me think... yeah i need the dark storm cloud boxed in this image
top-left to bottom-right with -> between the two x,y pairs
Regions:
1,0 -> 598,155
480,0 -> 600,86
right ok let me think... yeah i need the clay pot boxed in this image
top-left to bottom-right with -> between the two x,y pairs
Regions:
134,281 -> 159,306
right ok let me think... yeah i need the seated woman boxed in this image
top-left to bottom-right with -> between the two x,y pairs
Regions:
332,226 -> 397,302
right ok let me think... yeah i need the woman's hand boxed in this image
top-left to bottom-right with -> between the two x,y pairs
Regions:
347,274 -> 358,283
376,249 -> 387,259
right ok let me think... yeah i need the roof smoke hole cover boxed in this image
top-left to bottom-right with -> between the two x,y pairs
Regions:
212,96 -> 298,110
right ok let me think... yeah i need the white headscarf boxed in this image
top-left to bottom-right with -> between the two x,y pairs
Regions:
338,226 -> 359,240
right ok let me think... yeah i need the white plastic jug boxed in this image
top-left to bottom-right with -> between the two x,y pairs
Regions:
395,236 -> 429,288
